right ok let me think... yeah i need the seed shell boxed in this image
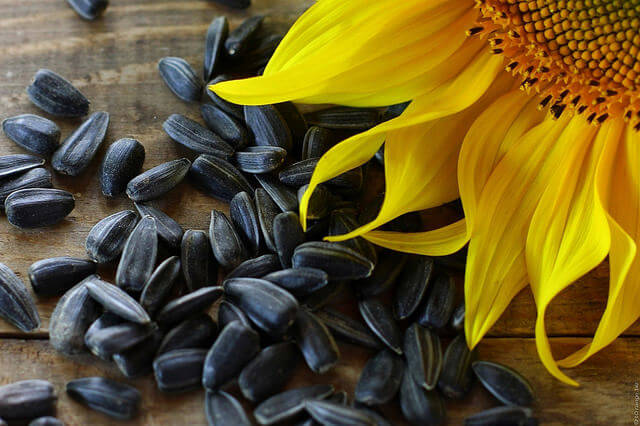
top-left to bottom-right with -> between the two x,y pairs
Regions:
52,111 -> 109,176
204,16 -> 229,81
115,215 -> 158,293
2,114 -> 60,156
225,254 -> 281,279
190,154 -> 252,202
280,158 -> 363,190
100,138 -> 146,197
328,209 -> 376,262
66,0 -> 109,20
315,308 -> 382,350
293,308 -> 340,374
0,154 -> 45,178
293,241 -> 375,281
273,211 -> 305,268
206,75 -> 244,121
235,146 -> 287,174
302,126 -> 336,160
0,168 -> 52,208
156,286 -> 223,326
113,329 -> 164,378
205,390 -> 252,426
244,104 -> 293,151
209,210 -> 249,269
464,406 -> 534,426
0,262 -> 40,331
217,300 -> 251,329
274,102 -> 307,144
85,322 -> 154,358
393,256 -> 433,320
66,377 -> 140,420
226,33 -> 282,73
26,69 -> 89,117
230,191 -> 261,254
85,210 -> 138,263
201,103 -> 249,149
417,273 -> 456,330
399,369 -> 446,426
153,349 -> 208,393
158,57 -> 203,102
304,107 -> 379,130
472,360 -> 534,407
305,400 -> 376,426
85,277 -> 150,324
438,334 -> 476,399
355,350 -> 404,406
255,188 -> 279,251
28,256 -> 96,298
157,313 -> 217,355
83,312 -> 124,360
239,342 -> 299,402
254,384 -> 334,425
126,158 -> 191,202
262,267 -> 328,297
163,114 -> 234,157
298,184 -> 330,220
181,230 -> 215,292
404,323 -> 442,391
5,188 -> 75,228
225,15 -> 264,56
134,202 -> 184,249
0,380 -> 57,421
358,298 -> 402,355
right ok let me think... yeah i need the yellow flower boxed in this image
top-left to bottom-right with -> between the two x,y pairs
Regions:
211,0 -> 640,386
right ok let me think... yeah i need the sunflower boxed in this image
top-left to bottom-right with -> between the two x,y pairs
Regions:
211,0 -> 640,386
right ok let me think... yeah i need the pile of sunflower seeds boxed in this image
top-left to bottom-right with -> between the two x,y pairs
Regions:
0,13 -> 539,426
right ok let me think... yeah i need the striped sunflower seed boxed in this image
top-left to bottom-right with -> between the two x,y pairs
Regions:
230,191 -> 261,254
2,114 -> 60,156
205,390 -> 252,426
305,400 -> 376,426
201,103 -> 249,150
202,320 -> 260,390
254,384 -> 334,426
155,286 -> 223,326
293,308 -> 340,374
140,256 -> 181,317
356,251 -> 407,298
181,231 -> 215,292
100,138 -> 145,197
315,308 -> 381,350
210,210 -> 249,269
0,168 -> 53,209
0,380 -> 56,421
417,273 -> 456,330
52,111 -> 109,176
28,256 -> 96,298
302,281 -> 348,312
274,102 -> 307,144
304,217 -> 330,242
225,33 -> 282,73
301,126 -> 336,160
382,101 -> 410,121
292,242 -> 375,281
157,313 -> 217,355
113,329 -> 163,378
298,184 -> 330,220
190,154 -> 252,202
66,377 -> 140,420
206,75 -> 244,121
0,263 -> 40,332
224,278 -> 299,336
262,267 -> 328,298
404,323 -> 442,391
244,104 -> 293,151
304,107 -> 379,130
393,256 -> 433,320
464,406 -> 534,426
279,158 -> 363,190
85,278 -> 150,324
399,369 -> 446,426
5,188 -> 75,228
328,209 -> 376,262
217,300 -> 251,329
358,298 -> 402,355
450,303 -> 465,332
153,349 -> 208,393
49,278 -> 101,355
234,146 -> 287,174
472,361 -> 534,407
438,334 -> 476,399
126,158 -> 191,202
158,57 -> 203,102
115,216 -> 158,293
273,211 -> 305,268
255,188 -> 279,251
225,15 -> 264,56
85,322 -> 154,358
26,69 -> 89,117
204,16 -> 229,81
134,202 -> 183,249
238,342 -> 299,402
0,154 -> 45,178
28,416 -> 63,426
83,312 -> 123,360
66,0 -> 108,20
163,114 -> 234,157
85,210 -> 138,263
355,350 -> 404,406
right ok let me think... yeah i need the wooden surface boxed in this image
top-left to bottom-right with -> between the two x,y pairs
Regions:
0,1 -> 638,425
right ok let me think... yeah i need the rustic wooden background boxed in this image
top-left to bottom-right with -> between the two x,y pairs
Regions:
0,1 -> 638,425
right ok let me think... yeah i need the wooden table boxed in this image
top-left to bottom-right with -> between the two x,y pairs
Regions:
0,1 -> 638,424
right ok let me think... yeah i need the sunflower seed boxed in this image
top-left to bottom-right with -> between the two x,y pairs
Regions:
235,146 -> 287,174
100,138 -> 145,197
51,111 -> 109,176
204,16 -> 229,81
206,75 -> 244,121
352,407 -> 391,426
2,114 -> 60,156
355,350 -> 403,406
279,158 -> 363,190
302,281 -> 347,312
210,210 -> 249,269
244,104 -> 293,151
438,334 -> 476,399
201,103 -> 249,150
163,114 -> 234,157
417,273 -> 456,330
263,268 -> 328,297
85,210 -> 138,263
0,168 -> 52,208
255,188 -> 279,250
217,300 -> 251,328
399,369 -> 446,426
298,184 -> 330,220
205,390 -> 252,426
254,384 -> 334,426
67,377 -> 140,420
305,400 -> 376,426
301,126 -> 336,160
190,154 -> 252,202
134,202 -> 183,249
0,262 -> 39,331
113,329 -> 163,378
5,188 -> 75,228
153,349 -> 208,393
293,242 -> 375,281
464,406 -> 534,426
304,107 -> 379,130
304,217 -> 330,242
294,308 -> 340,374
28,416 -> 63,426
181,230 -> 215,292
230,191 -> 261,254
358,298 -> 402,355
393,256 -> 433,320
85,278 -> 150,324
0,380 -> 56,421
274,211 -> 305,268
26,69 -> 89,117
404,323 -> 441,391
156,286 -> 223,325
274,102 -> 307,144
226,253 -> 279,280
83,312 -> 124,359
382,102 -> 410,121
315,308 -> 381,350
126,158 -> 191,202
115,216 -> 157,293
224,278 -> 299,336
66,0 -> 108,20
49,278 -> 101,355
356,251 -> 407,298
472,361 -> 534,407
85,322 -> 154,358
226,33 -> 282,73
239,342 -> 298,402
28,256 -> 96,298
0,154 -> 45,178
225,15 -> 264,56
328,209 -> 376,262
158,57 -> 203,102
450,303 -> 465,332
157,313 -> 217,355
202,320 -> 260,390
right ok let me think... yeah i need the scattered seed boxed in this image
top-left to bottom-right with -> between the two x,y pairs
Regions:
158,57 -> 203,102
301,126 -> 336,160
255,188 -> 279,251
205,390 -> 252,426
66,377 -> 140,420
204,16 -> 229,81
438,334 -> 476,399
2,114 -> 60,156
134,202 -> 184,249
157,313 -> 217,355
26,69 -> 89,117
472,361 -> 534,407
293,242 -> 375,281
273,211 -> 305,268
304,107 -> 379,130
85,277 -> 150,324
85,210 -> 138,263
113,329 -> 164,378
83,312 -> 124,360
399,369 -> 446,426
293,308 -> 340,374
279,158 -> 362,191
226,33 -> 282,73
239,342 -> 299,402
315,308 -> 382,350
52,111 -> 109,176
190,154 -> 252,202
5,188 -> 75,228
181,230 -> 215,292
262,267 -> 328,297
244,104 -> 293,151
355,350 -> 404,406
126,158 -> 191,202
156,286 -> 223,326
393,256 -> 433,320
163,114 -> 234,157
115,216 -> 158,293
217,300 -> 251,329
0,154 -> 45,179
417,273 -> 456,330
230,191 -> 261,254
254,384 -> 334,426
210,210 -> 249,269
28,256 -> 96,298
464,406 -> 534,426
201,103 -> 249,149
226,253 -> 280,279
0,168 -> 52,209
235,146 -> 287,174
0,380 -> 56,421
0,262 -> 39,332
404,323 -> 442,391
66,0 -> 108,20
358,298 -> 402,355
85,322 -> 154,358
100,138 -> 146,197
305,400 -> 376,426
225,15 -> 264,56
153,349 -> 208,393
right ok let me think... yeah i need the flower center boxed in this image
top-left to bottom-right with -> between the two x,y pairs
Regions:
470,0 -> 640,127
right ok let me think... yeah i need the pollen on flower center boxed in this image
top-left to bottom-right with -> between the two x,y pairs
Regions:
469,0 -> 640,128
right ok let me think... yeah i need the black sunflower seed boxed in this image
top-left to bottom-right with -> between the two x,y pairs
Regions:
298,184 -> 330,220
52,111 -> 109,176
417,273 -> 456,330
85,322 -> 154,358
0,262 -> 40,332
301,126 -> 336,160
244,104 -> 293,151
358,298 -> 402,355
255,188 -> 279,251
158,57 -> 203,102
315,308 -> 382,350
230,191 -> 261,254
210,210 -> 249,269
85,277 -> 151,324
100,138 -> 146,197
126,158 -> 191,202
153,349 -> 208,393
0,380 -> 57,421
226,33 -> 282,73
356,251 -> 407,298
472,360 -> 534,407
113,328 -> 163,378
305,400 -> 376,426
163,114 -> 234,157
217,300 -> 251,329
85,210 -> 138,264
2,114 -> 60,156
274,102 -> 307,144
464,406 -> 534,426
156,286 -> 223,326
0,168 -> 52,209
256,172 -> 299,212
328,209 -> 377,263
205,390 -> 252,426
0,154 -> 45,178
226,253 -> 280,279
28,416 -> 63,426
206,75 -> 244,121
26,69 -> 89,117
302,281 -> 348,312
262,267 -> 328,297
404,323 -> 442,391
66,0 -> 108,20
201,103 -> 249,150
115,216 -> 158,293
190,154 -> 252,202
83,312 -> 124,360
238,342 -> 299,402
254,384 -> 334,425
5,188 -> 75,229
293,308 -> 340,374
157,313 -> 217,355
304,107 -> 380,130
181,230 -> 215,292
235,146 -> 287,174
28,256 -> 96,298
438,334 -> 476,399
293,242 -> 375,281
225,15 -> 264,56
134,202 -> 184,249
393,256 -> 433,320
66,377 -> 140,420
273,211 -> 305,268
204,16 -> 229,81
355,350 -> 404,406
399,369 -> 446,426
280,158 -> 363,190
450,303 -> 465,332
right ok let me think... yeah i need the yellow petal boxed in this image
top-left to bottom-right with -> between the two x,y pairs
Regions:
525,117 -> 604,386
559,119 -> 640,368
